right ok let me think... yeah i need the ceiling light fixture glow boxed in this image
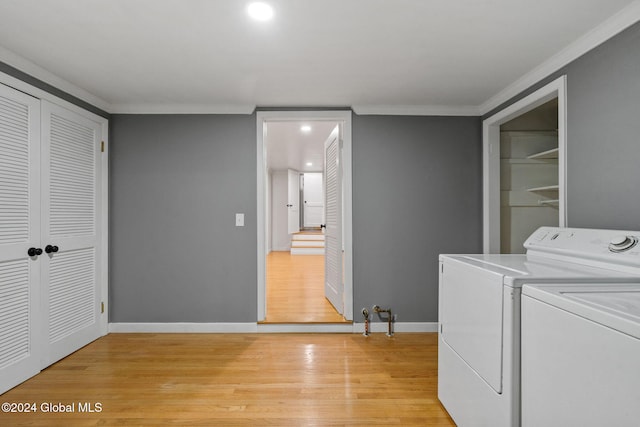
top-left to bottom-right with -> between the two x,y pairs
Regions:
300,125 -> 312,133
306,162 -> 313,166
247,2 -> 274,21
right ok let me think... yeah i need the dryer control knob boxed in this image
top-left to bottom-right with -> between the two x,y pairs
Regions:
609,235 -> 637,252
610,236 -> 628,246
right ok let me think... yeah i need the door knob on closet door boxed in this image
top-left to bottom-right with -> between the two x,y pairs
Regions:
28,247 -> 43,256
45,245 -> 59,254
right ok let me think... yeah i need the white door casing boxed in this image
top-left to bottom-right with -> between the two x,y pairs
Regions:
287,169 -> 300,235
0,84 -> 42,394
41,100 -> 103,367
303,173 -> 323,228
256,110 -> 353,322
483,76 -> 567,253
323,126 -> 343,315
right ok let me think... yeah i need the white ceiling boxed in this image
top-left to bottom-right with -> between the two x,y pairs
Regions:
0,0 -> 638,114
266,121 -> 338,172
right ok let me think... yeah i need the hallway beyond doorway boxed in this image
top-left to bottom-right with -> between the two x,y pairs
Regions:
264,252 -> 349,323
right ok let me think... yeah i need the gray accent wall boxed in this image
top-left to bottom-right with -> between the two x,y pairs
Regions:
485,21 -> 640,230
110,113 -> 482,323
565,23 -> 640,229
110,115 -> 257,322
352,115 -> 482,322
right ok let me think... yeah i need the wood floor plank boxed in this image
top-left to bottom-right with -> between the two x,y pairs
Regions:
266,251 -> 348,323
0,333 -> 454,426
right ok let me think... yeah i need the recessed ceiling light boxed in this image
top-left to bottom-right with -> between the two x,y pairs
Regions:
306,162 -> 313,166
300,125 -> 311,133
247,2 -> 274,21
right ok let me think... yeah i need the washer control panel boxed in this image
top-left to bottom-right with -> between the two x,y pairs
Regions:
524,227 -> 640,269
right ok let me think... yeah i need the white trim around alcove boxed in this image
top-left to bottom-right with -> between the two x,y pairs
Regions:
483,75 -> 568,253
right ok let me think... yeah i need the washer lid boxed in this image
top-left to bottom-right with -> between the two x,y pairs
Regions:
523,284 -> 640,339
440,254 -> 637,287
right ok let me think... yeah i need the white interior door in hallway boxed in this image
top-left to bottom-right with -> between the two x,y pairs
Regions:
303,173 -> 323,228
0,81 -> 108,394
287,169 -> 300,235
323,126 -> 343,315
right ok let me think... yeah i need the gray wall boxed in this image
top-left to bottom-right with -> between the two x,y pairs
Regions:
352,116 -> 482,322
565,23 -> 640,229
110,113 -> 482,323
110,115 -> 257,322
485,21 -> 640,230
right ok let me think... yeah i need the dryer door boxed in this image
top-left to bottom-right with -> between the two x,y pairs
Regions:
440,260 -> 504,393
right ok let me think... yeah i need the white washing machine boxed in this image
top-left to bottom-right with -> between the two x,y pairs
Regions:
521,283 -> 640,427
438,227 -> 640,427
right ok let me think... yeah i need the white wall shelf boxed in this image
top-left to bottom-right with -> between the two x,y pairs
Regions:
527,148 -> 559,160
527,185 -> 559,192
501,158 -> 553,165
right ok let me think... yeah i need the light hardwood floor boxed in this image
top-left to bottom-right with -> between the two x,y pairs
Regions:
265,251 -> 348,323
0,333 -> 455,426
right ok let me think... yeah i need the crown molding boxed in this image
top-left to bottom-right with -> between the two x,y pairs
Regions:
479,1 -> 640,115
0,45 -> 112,113
352,104 -> 481,116
111,103 -> 256,114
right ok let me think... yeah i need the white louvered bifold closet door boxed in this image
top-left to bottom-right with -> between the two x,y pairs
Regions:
41,101 -> 102,367
0,84 -> 42,394
323,125 -> 343,315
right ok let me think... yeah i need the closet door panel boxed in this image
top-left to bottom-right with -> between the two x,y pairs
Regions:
48,248 -> 95,344
0,84 -> 41,394
41,100 -> 102,366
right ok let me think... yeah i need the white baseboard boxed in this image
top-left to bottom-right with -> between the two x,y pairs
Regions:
108,322 -> 438,334
257,323 -> 355,333
353,322 -> 438,334
108,323 -> 258,333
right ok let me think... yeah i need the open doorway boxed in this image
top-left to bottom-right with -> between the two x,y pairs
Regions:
483,76 -> 567,253
499,99 -> 559,253
256,111 -> 353,324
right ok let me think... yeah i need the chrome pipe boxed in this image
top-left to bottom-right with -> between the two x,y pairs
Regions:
372,305 -> 394,337
362,308 -> 370,336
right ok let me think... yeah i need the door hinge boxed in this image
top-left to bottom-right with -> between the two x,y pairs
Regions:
101,302 -> 105,314
100,141 -> 105,152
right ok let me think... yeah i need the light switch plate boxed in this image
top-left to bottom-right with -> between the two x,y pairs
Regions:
235,213 -> 244,227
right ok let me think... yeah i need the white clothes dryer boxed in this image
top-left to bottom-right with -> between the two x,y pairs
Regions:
521,283 -> 640,427
438,227 -> 640,427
